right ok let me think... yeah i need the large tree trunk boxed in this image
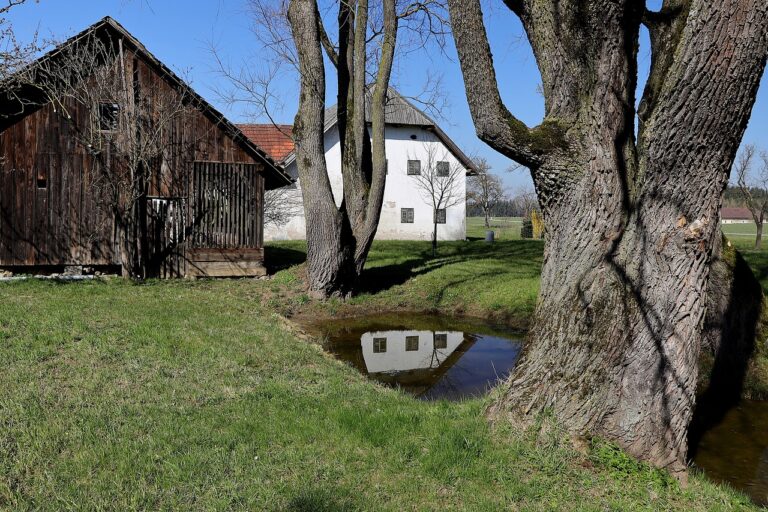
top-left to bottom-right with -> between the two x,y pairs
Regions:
449,0 -> 768,477
288,0 -> 357,298
756,214 -> 764,250
289,0 -> 397,297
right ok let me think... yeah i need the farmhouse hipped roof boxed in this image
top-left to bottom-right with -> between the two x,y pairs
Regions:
0,16 -> 293,189
721,207 -> 753,220
278,88 -> 479,175
237,124 -> 294,163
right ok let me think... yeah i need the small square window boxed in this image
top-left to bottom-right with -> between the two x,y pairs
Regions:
437,161 -> 450,177
405,336 -> 419,351
435,209 -> 446,224
401,208 -> 414,224
373,337 -> 387,353
434,333 -> 448,349
407,160 -> 421,176
99,102 -> 120,131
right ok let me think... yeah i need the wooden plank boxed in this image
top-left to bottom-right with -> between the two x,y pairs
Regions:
186,260 -> 266,278
188,247 -> 264,261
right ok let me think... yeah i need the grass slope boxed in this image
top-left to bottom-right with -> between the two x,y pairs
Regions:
0,279 -> 758,510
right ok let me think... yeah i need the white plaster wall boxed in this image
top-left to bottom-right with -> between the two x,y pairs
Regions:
360,330 -> 464,374
264,124 -> 468,241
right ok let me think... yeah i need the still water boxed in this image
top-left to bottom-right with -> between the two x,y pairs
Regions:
308,313 -> 523,401
693,400 -> 768,506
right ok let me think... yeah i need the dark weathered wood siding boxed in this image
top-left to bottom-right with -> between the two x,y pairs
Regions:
0,46 -> 267,275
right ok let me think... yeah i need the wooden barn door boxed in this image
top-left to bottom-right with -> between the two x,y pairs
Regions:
147,197 -> 185,278
187,162 -> 264,278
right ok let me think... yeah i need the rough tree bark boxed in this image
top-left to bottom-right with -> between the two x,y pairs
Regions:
449,0 -> 768,477
288,0 -> 397,297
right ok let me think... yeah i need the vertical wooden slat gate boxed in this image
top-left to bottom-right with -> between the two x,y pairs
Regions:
186,161 -> 265,278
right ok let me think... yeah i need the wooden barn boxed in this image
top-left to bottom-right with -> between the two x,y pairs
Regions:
0,17 -> 292,278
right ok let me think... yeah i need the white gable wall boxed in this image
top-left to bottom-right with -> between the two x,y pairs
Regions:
265,124 -> 467,241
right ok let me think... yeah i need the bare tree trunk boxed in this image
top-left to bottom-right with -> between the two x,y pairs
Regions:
432,218 -> 438,257
757,212 -> 764,250
449,0 -> 768,478
484,207 -> 490,229
288,0 -> 356,298
288,0 -> 397,297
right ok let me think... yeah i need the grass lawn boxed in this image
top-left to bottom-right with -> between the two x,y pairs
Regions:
1,223 -> 766,510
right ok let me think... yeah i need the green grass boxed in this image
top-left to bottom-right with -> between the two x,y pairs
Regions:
0,279 -> 759,510
267,238 -> 542,326
467,216 -> 525,240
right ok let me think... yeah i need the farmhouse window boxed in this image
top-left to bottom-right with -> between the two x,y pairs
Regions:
373,337 -> 387,353
435,209 -> 447,224
99,102 -> 120,131
407,160 -> 421,175
406,336 -> 419,351
401,208 -> 415,224
437,161 -> 450,177
434,333 -> 448,349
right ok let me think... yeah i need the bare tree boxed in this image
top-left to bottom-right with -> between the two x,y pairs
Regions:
410,143 -> 464,256
233,0 -> 447,297
448,0 -> 768,477
734,144 -> 768,249
18,33 -> 197,278
467,158 -> 504,228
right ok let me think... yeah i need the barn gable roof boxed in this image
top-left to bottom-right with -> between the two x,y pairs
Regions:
0,16 -> 293,189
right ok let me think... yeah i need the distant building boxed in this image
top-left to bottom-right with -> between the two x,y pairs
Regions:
240,89 -> 478,241
721,207 -> 755,224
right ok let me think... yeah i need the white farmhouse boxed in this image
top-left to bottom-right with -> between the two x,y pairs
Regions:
239,90 -> 478,241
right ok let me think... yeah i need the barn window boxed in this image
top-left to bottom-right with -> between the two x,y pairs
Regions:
36,175 -> 47,189
435,209 -> 446,224
401,208 -> 414,224
434,333 -> 448,349
405,336 -> 419,351
437,161 -> 450,177
407,160 -> 421,175
373,337 -> 387,353
99,102 -> 120,131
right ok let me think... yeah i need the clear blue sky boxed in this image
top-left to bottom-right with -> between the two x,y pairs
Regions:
7,0 -> 767,192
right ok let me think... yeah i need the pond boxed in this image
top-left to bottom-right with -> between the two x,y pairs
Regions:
693,400 -> 768,507
305,313 -> 524,401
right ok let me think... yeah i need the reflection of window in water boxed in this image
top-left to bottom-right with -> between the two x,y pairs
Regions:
434,333 -> 448,349
405,336 -> 419,351
373,337 -> 387,353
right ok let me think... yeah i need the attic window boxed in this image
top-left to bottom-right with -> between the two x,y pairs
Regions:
99,102 -> 120,131
437,161 -> 450,177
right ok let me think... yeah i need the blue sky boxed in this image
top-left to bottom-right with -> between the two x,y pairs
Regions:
7,0 -> 767,191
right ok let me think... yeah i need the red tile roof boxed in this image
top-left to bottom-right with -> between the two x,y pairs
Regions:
237,124 -> 294,163
721,207 -> 753,220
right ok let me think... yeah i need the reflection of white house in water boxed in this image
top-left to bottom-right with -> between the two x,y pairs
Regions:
360,330 -> 464,374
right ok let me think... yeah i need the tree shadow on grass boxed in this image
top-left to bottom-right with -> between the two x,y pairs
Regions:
265,244 -> 308,273
286,485 -> 361,512
360,240 -> 544,295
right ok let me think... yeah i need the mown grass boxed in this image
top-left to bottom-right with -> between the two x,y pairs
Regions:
0,278 -> 759,510
266,238 -> 542,327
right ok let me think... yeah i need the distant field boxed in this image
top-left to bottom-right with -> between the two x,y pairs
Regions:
466,216 -> 524,240
720,222 -> 761,238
